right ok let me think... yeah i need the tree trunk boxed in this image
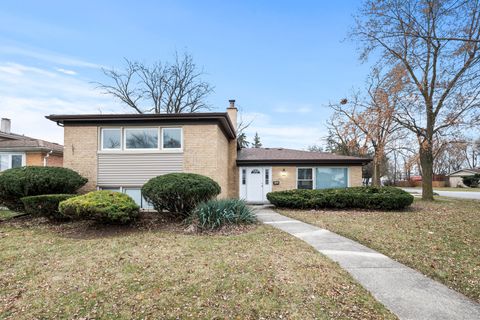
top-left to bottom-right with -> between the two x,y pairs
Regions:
372,156 -> 382,186
419,141 -> 434,201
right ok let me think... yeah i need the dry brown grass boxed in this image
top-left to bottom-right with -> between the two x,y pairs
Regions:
279,198 -> 480,303
0,213 -> 394,319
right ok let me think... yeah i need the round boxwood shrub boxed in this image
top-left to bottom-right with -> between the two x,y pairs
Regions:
190,198 -> 256,230
0,166 -> 87,211
59,191 -> 139,224
21,194 -> 77,221
267,186 -> 414,210
142,173 -> 221,219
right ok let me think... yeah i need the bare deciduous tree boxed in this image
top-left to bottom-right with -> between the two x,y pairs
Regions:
329,68 -> 404,186
352,0 -> 480,200
96,52 -> 213,114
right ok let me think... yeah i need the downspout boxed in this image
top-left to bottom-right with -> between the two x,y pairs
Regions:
43,150 -> 53,166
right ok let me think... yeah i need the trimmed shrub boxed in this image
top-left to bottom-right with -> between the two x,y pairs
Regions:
0,166 -> 87,211
190,199 -> 256,230
21,194 -> 77,221
462,174 -> 480,188
142,173 -> 221,219
267,186 -> 414,210
59,191 -> 139,224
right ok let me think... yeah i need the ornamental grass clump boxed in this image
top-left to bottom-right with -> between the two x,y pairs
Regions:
190,198 -> 256,230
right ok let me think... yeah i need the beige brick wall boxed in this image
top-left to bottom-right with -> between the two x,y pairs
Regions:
63,125 -> 98,192
272,166 -> 297,191
227,140 -> 238,198
348,166 -> 363,187
183,124 -> 233,198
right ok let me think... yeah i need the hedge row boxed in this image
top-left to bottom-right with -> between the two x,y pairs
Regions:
266,187 -> 414,210
21,194 -> 77,221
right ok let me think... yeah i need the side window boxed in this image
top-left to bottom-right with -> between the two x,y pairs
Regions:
101,128 -> 122,150
265,168 -> 270,185
297,168 -> 313,189
242,169 -> 246,185
162,128 -> 182,149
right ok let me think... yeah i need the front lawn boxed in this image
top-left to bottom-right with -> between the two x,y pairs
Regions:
0,210 -> 19,220
279,198 -> 480,302
0,215 -> 394,319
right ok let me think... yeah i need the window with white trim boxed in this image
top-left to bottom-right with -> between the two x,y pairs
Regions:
162,128 -> 182,149
241,169 -> 246,185
101,128 -> 121,150
99,186 -> 153,209
0,153 -> 25,171
316,167 -> 348,189
265,168 -> 270,185
297,168 -> 313,189
125,128 -> 158,149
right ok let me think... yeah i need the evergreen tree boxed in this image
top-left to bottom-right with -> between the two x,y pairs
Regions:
253,132 -> 262,148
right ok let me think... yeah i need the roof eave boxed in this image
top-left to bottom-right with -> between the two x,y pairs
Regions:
0,146 -> 63,154
236,159 -> 371,166
45,113 -> 236,140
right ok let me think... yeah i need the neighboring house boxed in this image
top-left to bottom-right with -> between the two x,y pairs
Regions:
447,168 -> 480,187
46,100 -> 370,206
0,118 -> 63,171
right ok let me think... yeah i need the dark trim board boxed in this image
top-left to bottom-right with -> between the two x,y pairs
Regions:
46,113 -> 236,140
237,160 -> 369,166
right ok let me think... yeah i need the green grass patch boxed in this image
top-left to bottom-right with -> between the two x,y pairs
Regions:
279,198 -> 480,302
0,217 -> 394,319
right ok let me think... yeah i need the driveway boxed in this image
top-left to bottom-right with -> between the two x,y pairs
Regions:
401,188 -> 480,200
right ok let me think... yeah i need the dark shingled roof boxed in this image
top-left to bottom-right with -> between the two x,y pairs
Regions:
0,132 -> 63,153
237,148 -> 370,165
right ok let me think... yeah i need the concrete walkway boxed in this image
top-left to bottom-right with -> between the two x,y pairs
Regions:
254,206 -> 480,320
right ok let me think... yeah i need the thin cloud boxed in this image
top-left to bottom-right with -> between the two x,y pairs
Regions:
0,62 -> 122,144
0,45 -> 103,69
56,68 -> 77,75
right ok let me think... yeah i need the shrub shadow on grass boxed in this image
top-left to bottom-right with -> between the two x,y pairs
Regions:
1,211 -> 258,240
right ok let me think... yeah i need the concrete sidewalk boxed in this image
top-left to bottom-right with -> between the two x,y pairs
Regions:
254,206 -> 480,320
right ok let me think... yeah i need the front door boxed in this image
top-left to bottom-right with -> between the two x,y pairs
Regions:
246,168 -> 264,202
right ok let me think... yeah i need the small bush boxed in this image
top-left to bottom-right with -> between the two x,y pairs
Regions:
59,191 -> 139,224
142,173 -> 221,219
0,166 -> 87,211
21,194 -> 77,221
267,187 -> 414,210
462,174 -> 480,188
190,199 -> 256,230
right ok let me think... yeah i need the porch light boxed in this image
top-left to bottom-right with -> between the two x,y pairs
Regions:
281,169 -> 287,177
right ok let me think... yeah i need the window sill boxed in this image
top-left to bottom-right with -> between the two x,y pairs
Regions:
98,150 -> 183,155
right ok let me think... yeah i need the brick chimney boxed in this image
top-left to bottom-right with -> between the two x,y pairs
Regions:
227,99 -> 237,133
1,118 -> 11,134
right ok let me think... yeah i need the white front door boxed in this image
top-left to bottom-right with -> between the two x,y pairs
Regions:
246,168 -> 264,202
240,167 -> 272,203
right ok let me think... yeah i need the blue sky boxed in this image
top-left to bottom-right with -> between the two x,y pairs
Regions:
0,0 -> 372,148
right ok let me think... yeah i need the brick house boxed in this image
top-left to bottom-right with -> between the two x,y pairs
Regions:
46,100 -> 370,206
0,118 -> 63,171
